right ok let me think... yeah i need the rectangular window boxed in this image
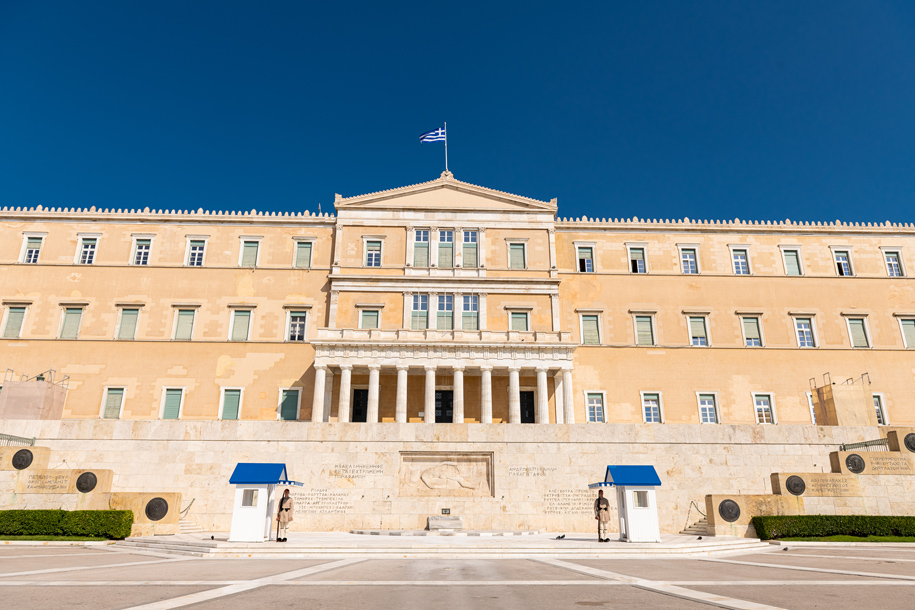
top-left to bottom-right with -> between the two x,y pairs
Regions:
412,294 -> 429,330
240,241 -> 259,267
732,249 -> 749,275
438,230 -> 453,268
901,319 -> 915,348
174,309 -> 196,340
365,240 -> 381,267
794,317 -> 815,348
117,308 -> 139,340
782,249 -> 802,276
222,388 -> 242,420
834,250 -> 852,276
642,393 -> 661,423
635,315 -> 654,346
581,314 -> 600,345
885,252 -> 904,277
698,394 -> 718,424
279,389 -> 299,421
288,311 -> 307,341
689,317 -> 708,346
578,247 -> 594,273
294,241 -> 313,268
462,295 -> 478,330
510,311 -> 529,331
629,248 -> 646,273
847,317 -> 869,348
509,243 -> 526,269
230,310 -> 251,341
754,394 -> 774,424
807,392 -> 817,424
102,388 -> 124,419
187,240 -> 206,266
742,317 -> 762,347
463,231 -> 478,268
3,307 -> 25,339
360,310 -> 379,329
133,239 -> 151,266
680,248 -> 698,274
242,489 -> 258,506
60,307 -> 83,339
587,393 -> 605,423
873,395 -> 887,425
414,230 -> 429,267
162,388 -> 183,420
633,490 -> 649,508
437,295 -> 453,330
23,237 -> 42,264
78,238 -> 97,265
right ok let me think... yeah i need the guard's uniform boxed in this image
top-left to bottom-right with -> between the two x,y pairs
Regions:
594,496 -> 611,541
276,495 -> 295,540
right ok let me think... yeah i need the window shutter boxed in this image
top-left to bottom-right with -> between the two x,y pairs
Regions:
27,237 -> 41,248
631,248 -> 644,262
509,244 -> 525,269
411,310 -> 428,330
232,311 -> 251,341
743,318 -> 761,342
848,318 -> 868,348
437,310 -> 453,330
3,307 -> 25,339
61,308 -> 82,339
175,310 -> 194,340
438,243 -> 453,268
903,320 -> 915,348
118,309 -> 139,340
582,315 -> 600,345
511,312 -> 528,331
689,317 -> 707,340
462,312 -> 478,330
635,316 -> 654,345
280,390 -> 298,420
414,242 -> 429,267
162,389 -> 182,419
222,389 -> 241,420
295,242 -> 312,268
784,250 -> 801,275
463,243 -> 477,268
361,310 -> 379,329
241,242 -> 258,267
104,389 -> 124,419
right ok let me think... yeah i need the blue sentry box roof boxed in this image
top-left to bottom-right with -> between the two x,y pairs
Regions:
588,465 -> 662,488
229,463 -> 302,486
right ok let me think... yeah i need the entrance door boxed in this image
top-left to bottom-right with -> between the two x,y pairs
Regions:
435,390 -> 454,423
520,391 -> 535,423
351,389 -> 368,423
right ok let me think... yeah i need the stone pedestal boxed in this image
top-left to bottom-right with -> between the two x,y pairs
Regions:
886,429 -> 915,454
829,451 -> 915,476
427,515 -> 463,530
111,492 -> 182,536
705,494 -> 804,537
771,472 -> 861,497
0,446 -> 51,471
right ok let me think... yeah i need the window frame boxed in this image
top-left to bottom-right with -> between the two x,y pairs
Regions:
738,314 -> 765,347
778,245 -> 804,276
437,229 -> 454,268
292,237 -> 316,269
58,306 -> 85,339
507,241 -> 528,270
19,232 -> 46,264
237,236 -> 263,268
791,314 -> 818,348
114,306 -> 141,340
276,387 -> 302,421
362,236 -> 384,268
677,243 -> 700,275
897,316 -> 915,349
99,386 -> 127,420
584,390 -> 607,423
872,392 -> 889,426
228,307 -> 254,342
695,391 -> 720,424
508,310 -> 531,332
159,386 -> 186,420
626,243 -> 648,274
632,312 -> 656,346
830,246 -> 855,277
728,244 -> 751,275
412,294 -> 430,330
171,306 -> 198,341
360,309 -> 381,329
578,311 -> 602,345
185,236 -> 209,267
574,241 -> 597,273
640,391 -> 664,424
413,229 -> 431,268
130,234 -> 155,266
461,294 -> 479,330
436,294 -> 454,330
219,387 -> 245,421
806,391 -> 817,424
880,247 -> 906,278
843,315 -> 871,349
686,314 -> 710,347
1,305 -> 28,339
462,230 -> 479,268
752,392 -> 777,425
285,309 -> 309,342
75,233 -> 101,265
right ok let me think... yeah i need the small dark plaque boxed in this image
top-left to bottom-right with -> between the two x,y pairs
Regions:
785,475 -> 806,496
718,499 -> 741,523
442,508 -> 450,515
845,453 -> 866,474
904,433 -> 915,453
75,472 -> 97,493
11,449 -> 33,470
145,497 -> 169,522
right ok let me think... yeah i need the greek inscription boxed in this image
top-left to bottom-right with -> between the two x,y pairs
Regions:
544,489 -> 595,515
329,464 -> 384,478
291,489 -> 355,514
508,466 -> 558,477
866,455 -> 915,475
24,472 -> 69,493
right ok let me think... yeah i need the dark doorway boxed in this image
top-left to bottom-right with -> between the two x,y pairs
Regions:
435,390 -> 454,423
520,391 -> 535,423
352,389 -> 368,423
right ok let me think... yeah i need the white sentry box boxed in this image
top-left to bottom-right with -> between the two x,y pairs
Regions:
589,465 -> 662,543
228,463 -> 301,543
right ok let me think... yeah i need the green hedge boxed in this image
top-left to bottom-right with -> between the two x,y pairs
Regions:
752,515 -> 915,540
0,510 -> 134,539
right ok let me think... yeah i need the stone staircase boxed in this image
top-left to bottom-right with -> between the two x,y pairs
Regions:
178,518 -> 205,535
679,517 -> 709,536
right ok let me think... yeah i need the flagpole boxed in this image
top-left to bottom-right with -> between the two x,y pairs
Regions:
444,122 -> 448,172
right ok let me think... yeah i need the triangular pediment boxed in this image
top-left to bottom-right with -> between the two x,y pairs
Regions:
334,172 -> 557,213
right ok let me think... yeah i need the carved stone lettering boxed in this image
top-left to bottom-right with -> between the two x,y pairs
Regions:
508,466 -> 558,477
328,464 -> 384,479
292,489 -> 355,514
16,471 -> 70,493
544,489 -> 594,515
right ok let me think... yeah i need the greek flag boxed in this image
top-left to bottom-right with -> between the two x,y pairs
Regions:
419,127 -> 446,143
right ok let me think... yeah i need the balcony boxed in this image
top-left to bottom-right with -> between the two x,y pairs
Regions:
313,328 -> 571,345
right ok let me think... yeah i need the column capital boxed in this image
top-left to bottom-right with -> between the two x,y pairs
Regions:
535,366 -> 549,373
368,364 -> 381,371
452,365 -> 465,372
479,227 -> 487,233
396,364 -> 410,371
339,364 -> 353,371
508,366 -> 521,373
424,364 -> 437,372
314,363 -> 327,371
480,365 -> 493,372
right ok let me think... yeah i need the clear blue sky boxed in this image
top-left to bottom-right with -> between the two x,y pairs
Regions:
2,2 -> 914,222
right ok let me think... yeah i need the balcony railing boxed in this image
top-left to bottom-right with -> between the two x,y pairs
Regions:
315,328 -> 572,344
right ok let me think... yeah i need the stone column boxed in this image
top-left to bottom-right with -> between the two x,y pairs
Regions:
311,364 -> 327,423
323,368 -> 334,423
395,365 -> 409,423
367,365 -> 381,423
454,228 -> 463,267
337,365 -> 352,423
406,226 -> 415,267
536,367 -> 549,424
424,365 -> 436,423
478,228 -> 487,268
453,367 -> 465,423
402,292 -> 412,329
479,293 -> 488,330
562,368 -> 575,424
508,367 -> 521,424
430,227 -> 439,268
480,366 -> 493,423
553,372 -> 565,425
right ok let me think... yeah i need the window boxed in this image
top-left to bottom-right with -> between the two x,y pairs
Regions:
680,248 -> 698,274
510,311 -> 529,331
365,240 -> 381,267
688,316 -> 708,346
221,388 -> 242,420
161,388 -> 184,420
581,314 -> 600,345
174,309 -> 196,340
629,247 -> 646,273
186,240 -> 206,266
806,392 -> 817,424
834,250 -> 852,276
577,246 -> 594,273
132,239 -> 151,266
462,295 -> 478,330
642,393 -> 662,423
509,243 -> 526,269
782,249 -> 802,276
3,307 -> 26,339
242,489 -> 258,507
294,241 -> 313,268
873,395 -> 887,425
437,295 -> 453,330
742,317 -> 763,347
731,249 -> 750,275
102,388 -> 125,419
846,317 -> 870,348
60,307 -> 83,339
901,318 -> 915,348
360,309 -> 379,329
78,238 -> 97,265
22,237 -> 43,264
117,308 -> 139,340
240,240 -> 259,267
794,317 -> 816,348
634,315 -> 654,346
463,231 -> 478,268
230,310 -> 251,341
884,251 -> 904,277
278,388 -> 300,421
287,311 -> 307,341
754,394 -> 774,424
698,393 -> 718,424
587,393 -> 605,423
412,294 -> 429,330
438,230 -> 453,268
633,490 -> 649,508
414,230 -> 429,267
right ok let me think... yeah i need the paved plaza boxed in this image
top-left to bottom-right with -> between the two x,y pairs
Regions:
1,540 -> 914,609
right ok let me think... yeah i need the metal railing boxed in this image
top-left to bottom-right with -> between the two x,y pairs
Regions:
839,438 -> 889,452
0,433 -> 36,447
